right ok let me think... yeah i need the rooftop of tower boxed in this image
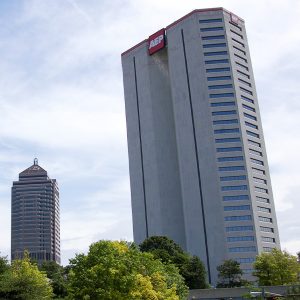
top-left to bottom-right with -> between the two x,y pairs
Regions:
121,7 -> 244,57
19,158 -> 48,177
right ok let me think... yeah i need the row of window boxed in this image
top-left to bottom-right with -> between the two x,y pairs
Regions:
229,246 -> 256,253
225,215 -> 251,221
226,225 -> 274,233
227,236 -> 254,242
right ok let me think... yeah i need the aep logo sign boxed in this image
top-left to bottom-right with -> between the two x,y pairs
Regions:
148,29 -> 165,55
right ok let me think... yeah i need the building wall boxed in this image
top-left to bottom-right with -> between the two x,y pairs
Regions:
122,8 -> 280,285
11,164 -> 60,265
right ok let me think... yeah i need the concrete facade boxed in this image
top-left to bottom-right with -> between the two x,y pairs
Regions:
122,8 -> 280,285
11,159 -> 60,264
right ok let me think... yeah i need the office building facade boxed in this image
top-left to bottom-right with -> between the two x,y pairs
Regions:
122,8 -> 280,284
11,159 -> 60,264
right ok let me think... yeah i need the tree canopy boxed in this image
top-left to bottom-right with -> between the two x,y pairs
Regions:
216,259 -> 244,288
253,248 -> 300,286
0,254 -> 9,275
140,236 -> 208,289
39,260 -> 68,298
0,252 -> 53,300
67,240 -> 188,300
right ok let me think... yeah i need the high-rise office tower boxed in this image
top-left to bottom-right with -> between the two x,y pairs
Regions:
121,8 -> 280,284
11,159 -> 60,264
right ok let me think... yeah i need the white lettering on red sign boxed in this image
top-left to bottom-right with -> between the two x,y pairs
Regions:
149,34 -> 164,50
148,29 -> 165,55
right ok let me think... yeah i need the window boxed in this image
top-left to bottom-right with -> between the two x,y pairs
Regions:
213,119 -> 238,125
255,186 -> 268,194
248,139 -> 261,148
226,225 -> 253,232
244,113 -> 257,121
222,185 -> 248,191
260,226 -> 274,233
216,138 -> 241,143
207,75 -> 231,81
235,257 -> 255,263
237,69 -> 250,79
218,157 -> 244,163
217,148 -> 242,153
234,53 -> 247,63
211,101 -> 235,107
205,59 -> 229,64
230,22 -> 242,31
232,38 -> 245,47
210,93 -> 234,98
238,78 -> 251,87
241,87 -> 253,96
202,35 -> 225,40
200,27 -> 224,32
230,29 -> 244,39
262,237 -> 275,243
224,205 -> 250,211
257,206 -> 271,213
223,195 -> 249,201
219,165 -> 245,171
203,43 -> 227,48
249,149 -> 262,156
214,128 -> 239,134
225,215 -> 252,221
204,51 -> 228,56
252,167 -> 265,175
236,61 -> 249,71
243,104 -> 256,112
206,67 -> 230,72
212,110 -> 236,116
263,247 -> 274,252
253,177 -> 267,184
208,84 -> 233,89
259,216 -> 272,223
229,246 -> 256,253
251,158 -> 264,166
199,18 -> 223,23
220,175 -> 246,181
241,95 -> 254,103
233,46 -> 246,55
247,131 -> 260,138
245,122 -> 258,129
256,196 -> 270,204
227,236 -> 254,242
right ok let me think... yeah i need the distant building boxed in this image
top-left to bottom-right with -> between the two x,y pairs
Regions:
11,159 -> 60,264
122,8 -> 280,284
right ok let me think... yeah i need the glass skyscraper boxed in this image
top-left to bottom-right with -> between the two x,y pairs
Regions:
11,159 -> 60,264
122,8 -> 280,284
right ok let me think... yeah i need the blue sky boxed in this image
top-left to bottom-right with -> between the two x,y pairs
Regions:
0,0 -> 299,265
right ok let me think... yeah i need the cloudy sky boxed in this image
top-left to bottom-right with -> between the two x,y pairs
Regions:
0,0 -> 299,265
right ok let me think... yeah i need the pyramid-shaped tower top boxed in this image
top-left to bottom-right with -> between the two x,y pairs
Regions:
19,158 -> 48,178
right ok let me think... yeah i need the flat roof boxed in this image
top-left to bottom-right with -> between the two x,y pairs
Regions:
121,7 -> 243,56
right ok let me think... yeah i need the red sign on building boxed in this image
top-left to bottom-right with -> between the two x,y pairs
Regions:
148,29 -> 166,55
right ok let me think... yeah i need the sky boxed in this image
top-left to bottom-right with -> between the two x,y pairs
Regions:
0,0 -> 299,265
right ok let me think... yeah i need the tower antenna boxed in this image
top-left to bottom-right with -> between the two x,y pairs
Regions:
34,158 -> 38,165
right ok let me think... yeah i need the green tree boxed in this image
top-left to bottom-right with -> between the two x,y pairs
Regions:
39,261 -> 68,298
67,240 -> 188,300
0,252 -> 53,299
0,253 -> 9,275
140,236 -> 208,289
253,248 -> 300,286
216,259 -> 244,288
